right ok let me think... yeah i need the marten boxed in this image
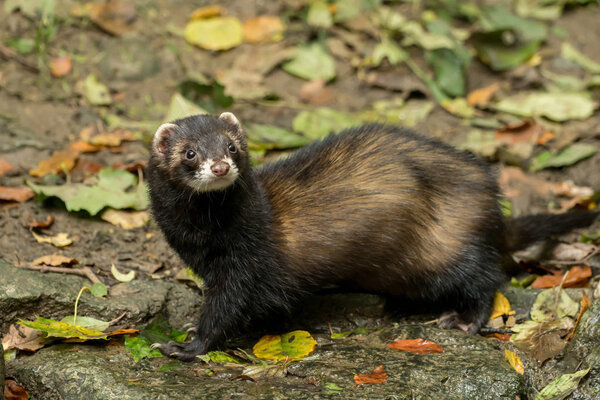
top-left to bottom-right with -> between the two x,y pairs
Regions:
147,112 -> 597,360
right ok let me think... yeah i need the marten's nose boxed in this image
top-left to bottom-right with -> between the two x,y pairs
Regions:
211,161 -> 230,177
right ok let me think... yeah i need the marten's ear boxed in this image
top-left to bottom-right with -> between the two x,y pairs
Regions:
219,112 -> 242,133
153,123 -> 177,156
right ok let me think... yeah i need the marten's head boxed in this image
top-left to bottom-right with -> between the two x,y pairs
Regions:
151,112 -> 249,192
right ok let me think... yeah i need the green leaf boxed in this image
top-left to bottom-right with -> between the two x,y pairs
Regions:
84,74 -> 111,106
479,5 -> 547,42
359,99 -> 434,127
245,123 -> 310,151
90,282 -> 108,298
515,0 -> 563,21
124,335 -> 163,362
530,288 -> 579,322
331,331 -> 352,339
139,317 -> 187,346
164,93 -> 208,123
425,49 -> 465,97
253,330 -> 317,361
535,368 -> 590,400
158,360 -> 183,372
178,79 -> 233,113
207,351 -> 245,364
530,143 -> 597,171
307,0 -> 333,28
371,39 -> 408,67
27,168 -> 149,216
460,130 -> 501,158
561,42 -> 600,74
19,317 -> 108,340
324,382 -> 343,393
495,92 -> 595,122
292,108 -> 361,139
472,31 -> 541,71
184,17 -> 243,51
282,44 -> 336,81
441,97 -> 475,118
333,0 -> 362,23
400,20 -> 454,50
111,264 -> 136,283
6,38 -> 35,54
61,316 -> 110,332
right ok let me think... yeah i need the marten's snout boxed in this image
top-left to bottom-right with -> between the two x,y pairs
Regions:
211,161 -> 230,177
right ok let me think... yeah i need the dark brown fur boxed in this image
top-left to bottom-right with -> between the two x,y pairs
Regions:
147,114 -> 596,360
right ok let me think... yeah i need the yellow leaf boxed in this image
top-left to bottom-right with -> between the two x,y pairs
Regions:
29,149 -> 79,177
31,231 -> 73,248
190,5 -> 224,20
243,16 -> 285,43
111,263 -> 136,282
184,17 -> 243,51
101,209 -> 149,229
253,330 -> 316,361
489,292 -> 515,320
504,350 -> 524,375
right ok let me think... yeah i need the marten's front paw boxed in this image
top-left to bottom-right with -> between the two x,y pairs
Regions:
151,339 -> 205,361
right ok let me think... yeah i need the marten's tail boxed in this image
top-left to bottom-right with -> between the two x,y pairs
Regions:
506,210 -> 598,252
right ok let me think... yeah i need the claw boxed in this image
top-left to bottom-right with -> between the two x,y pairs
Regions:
150,343 -> 163,350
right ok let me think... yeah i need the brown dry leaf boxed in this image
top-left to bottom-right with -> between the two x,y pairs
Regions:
32,254 -> 78,267
26,215 -> 55,230
112,160 -> 147,172
531,332 -> 566,363
84,1 -> 136,36
4,379 -> 29,400
69,140 -> 103,153
387,338 -> 444,354
29,149 -> 79,177
531,266 -> 592,289
550,243 -> 597,262
31,231 -> 73,248
491,333 -> 512,341
1,324 -> 46,352
504,350 -> 524,375
49,55 -> 72,78
243,16 -> 285,43
190,5 -> 224,20
565,291 -> 592,341
499,166 -> 594,200
536,130 -> 554,145
299,79 -> 334,105
0,157 -> 14,177
353,365 -> 388,385
495,120 -> 547,145
106,328 -> 140,336
0,186 -> 34,203
87,129 -> 136,147
101,209 -> 150,229
467,82 -> 501,107
71,159 -> 104,180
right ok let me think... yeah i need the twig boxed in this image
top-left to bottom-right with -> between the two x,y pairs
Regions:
0,43 -> 40,73
22,264 -> 103,285
107,312 -> 127,326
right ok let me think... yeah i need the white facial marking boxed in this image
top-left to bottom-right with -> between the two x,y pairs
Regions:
189,156 -> 240,192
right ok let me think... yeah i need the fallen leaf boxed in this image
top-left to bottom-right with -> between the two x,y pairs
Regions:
460,130 -> 502,158
84,0 -> 136,36
185,17 -> 243,51
245,123 -> 309,151
283,44 -> 336,82
467,82 -> 501,107
61,316 -> 110,332
530,143 -> 597,171
69,140 -> 103,153
531,331 -> 567,363
561,43 -> 600,74
492,333 -> 512,341
31,232 -> 73,248
190,5 -> 224,20
253,330 -> 317,361
495,120 -> 547,145
29,149 -> 79,177
112,160 -> 147,172
243,16 -> 285,43
371,38 -> 408,67
534,368 -> 590,400
101,209 -> 149,229
90,282 -> 108,297
4,379 -> 29,400
511,318 -> 573,362
299,79 -> 334,105
293,107 -> 361,139
2,324 -> 46,352
441,97 -> 476,118
307,0 -> 333,28
241,364 -> 287,380
0,157 -> 14,176
111,263 -> 136,282
425,48 -> 466,97
0,186 -> 34,202
32,254 -> 78,267
71,159 -> 104,179
387,338 -> 444,354
107,328 -> 140,336
27,168 -> 149,216
531,288 -> 579,322
565,291 -> 592,341
353,365 -> 388,385
550,243 -> 597,262
489,292 -> 515,320
495,92 -> 595,122
83,74 -> 112,106
164,93 -> 208,123
86,129 -> 136,146
49,55 -> 72,77
19,316 -> 108,340
499,166 -> 594,200
504,350 -> 524,375
26,215 -> 55,230
360,99 -> 435,127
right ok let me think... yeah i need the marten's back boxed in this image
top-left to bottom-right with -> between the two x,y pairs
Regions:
257,124 -> 504,296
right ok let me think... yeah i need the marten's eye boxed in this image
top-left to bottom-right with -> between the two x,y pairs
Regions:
228,142 -> 237,153
186,150 -> 196,160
